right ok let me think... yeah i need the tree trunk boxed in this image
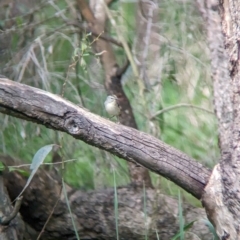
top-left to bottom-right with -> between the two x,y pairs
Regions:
2,0 -> 240,239
201,0 -> 240,239
0,173 -> 24,240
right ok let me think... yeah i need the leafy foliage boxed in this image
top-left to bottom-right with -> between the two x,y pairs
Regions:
0,0 -> 218,206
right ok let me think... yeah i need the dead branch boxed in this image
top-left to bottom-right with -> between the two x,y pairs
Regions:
0,77 -> 211,199
0,174 -> 24,240
1,156 -> 212,240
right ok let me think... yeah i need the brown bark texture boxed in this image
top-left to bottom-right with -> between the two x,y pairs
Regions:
200,0 -> 240,239
1,155 -> 212,240
197,0 -> 233,155
1,0 -> 237,238
0,173 -> 24,240
0,77 -> 210,199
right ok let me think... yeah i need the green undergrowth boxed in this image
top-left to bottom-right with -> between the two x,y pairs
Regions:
0,0 -> 219,212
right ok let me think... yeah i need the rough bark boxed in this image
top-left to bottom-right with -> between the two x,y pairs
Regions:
1,155 -> 212,240
197,0 -> 233,154
0,173 -> 24,240
0,77 -> 211,199
201,0 -> 240,239
0,0 -> 229,239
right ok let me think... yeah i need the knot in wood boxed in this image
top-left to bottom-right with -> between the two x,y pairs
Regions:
65,118 -> 81,134
222,231 -> 230,240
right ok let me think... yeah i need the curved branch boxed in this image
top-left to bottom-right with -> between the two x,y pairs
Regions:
1,197 -> 23,225
68,21 -> 123,48
151,103 -> 214,120
0,77 -> 211,199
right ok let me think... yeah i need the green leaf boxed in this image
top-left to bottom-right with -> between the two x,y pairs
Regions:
0,161 -> 6,172
178,191 -> 184,240
73,48 -> 80,57
9,168 -> 30,177
14,144 -> 55,201
81,42 -> 88,52
171,191 -> 196,240
62,179 -> 81,240
113,169 -> 119,240
171,220 -> 196,240
30,144 -> 55,170
202,219 -> 218,239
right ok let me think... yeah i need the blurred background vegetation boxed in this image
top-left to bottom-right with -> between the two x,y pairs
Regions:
0,0 -> 219,207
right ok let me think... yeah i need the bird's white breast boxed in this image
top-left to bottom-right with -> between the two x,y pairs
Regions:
105,101 -> 120,116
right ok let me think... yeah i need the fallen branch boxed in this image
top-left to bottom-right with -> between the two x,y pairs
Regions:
0,77 -> 211,199
2,158 -> 212,240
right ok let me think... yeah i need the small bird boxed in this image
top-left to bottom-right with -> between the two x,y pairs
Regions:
104,95 -> 121,121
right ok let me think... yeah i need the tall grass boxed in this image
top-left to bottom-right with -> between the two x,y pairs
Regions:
0,0 -> 217,205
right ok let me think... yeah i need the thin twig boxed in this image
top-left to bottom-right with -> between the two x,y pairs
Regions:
36,185 -> 63,240
1,7 -> 70,36
116,59 -> 130,77
1,0 -> 48,21
140,2 -> 156,87
9,158 -> 78,168
1,196 -> 23,225
68,21 -> 123,47
150,103 -> 214,120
